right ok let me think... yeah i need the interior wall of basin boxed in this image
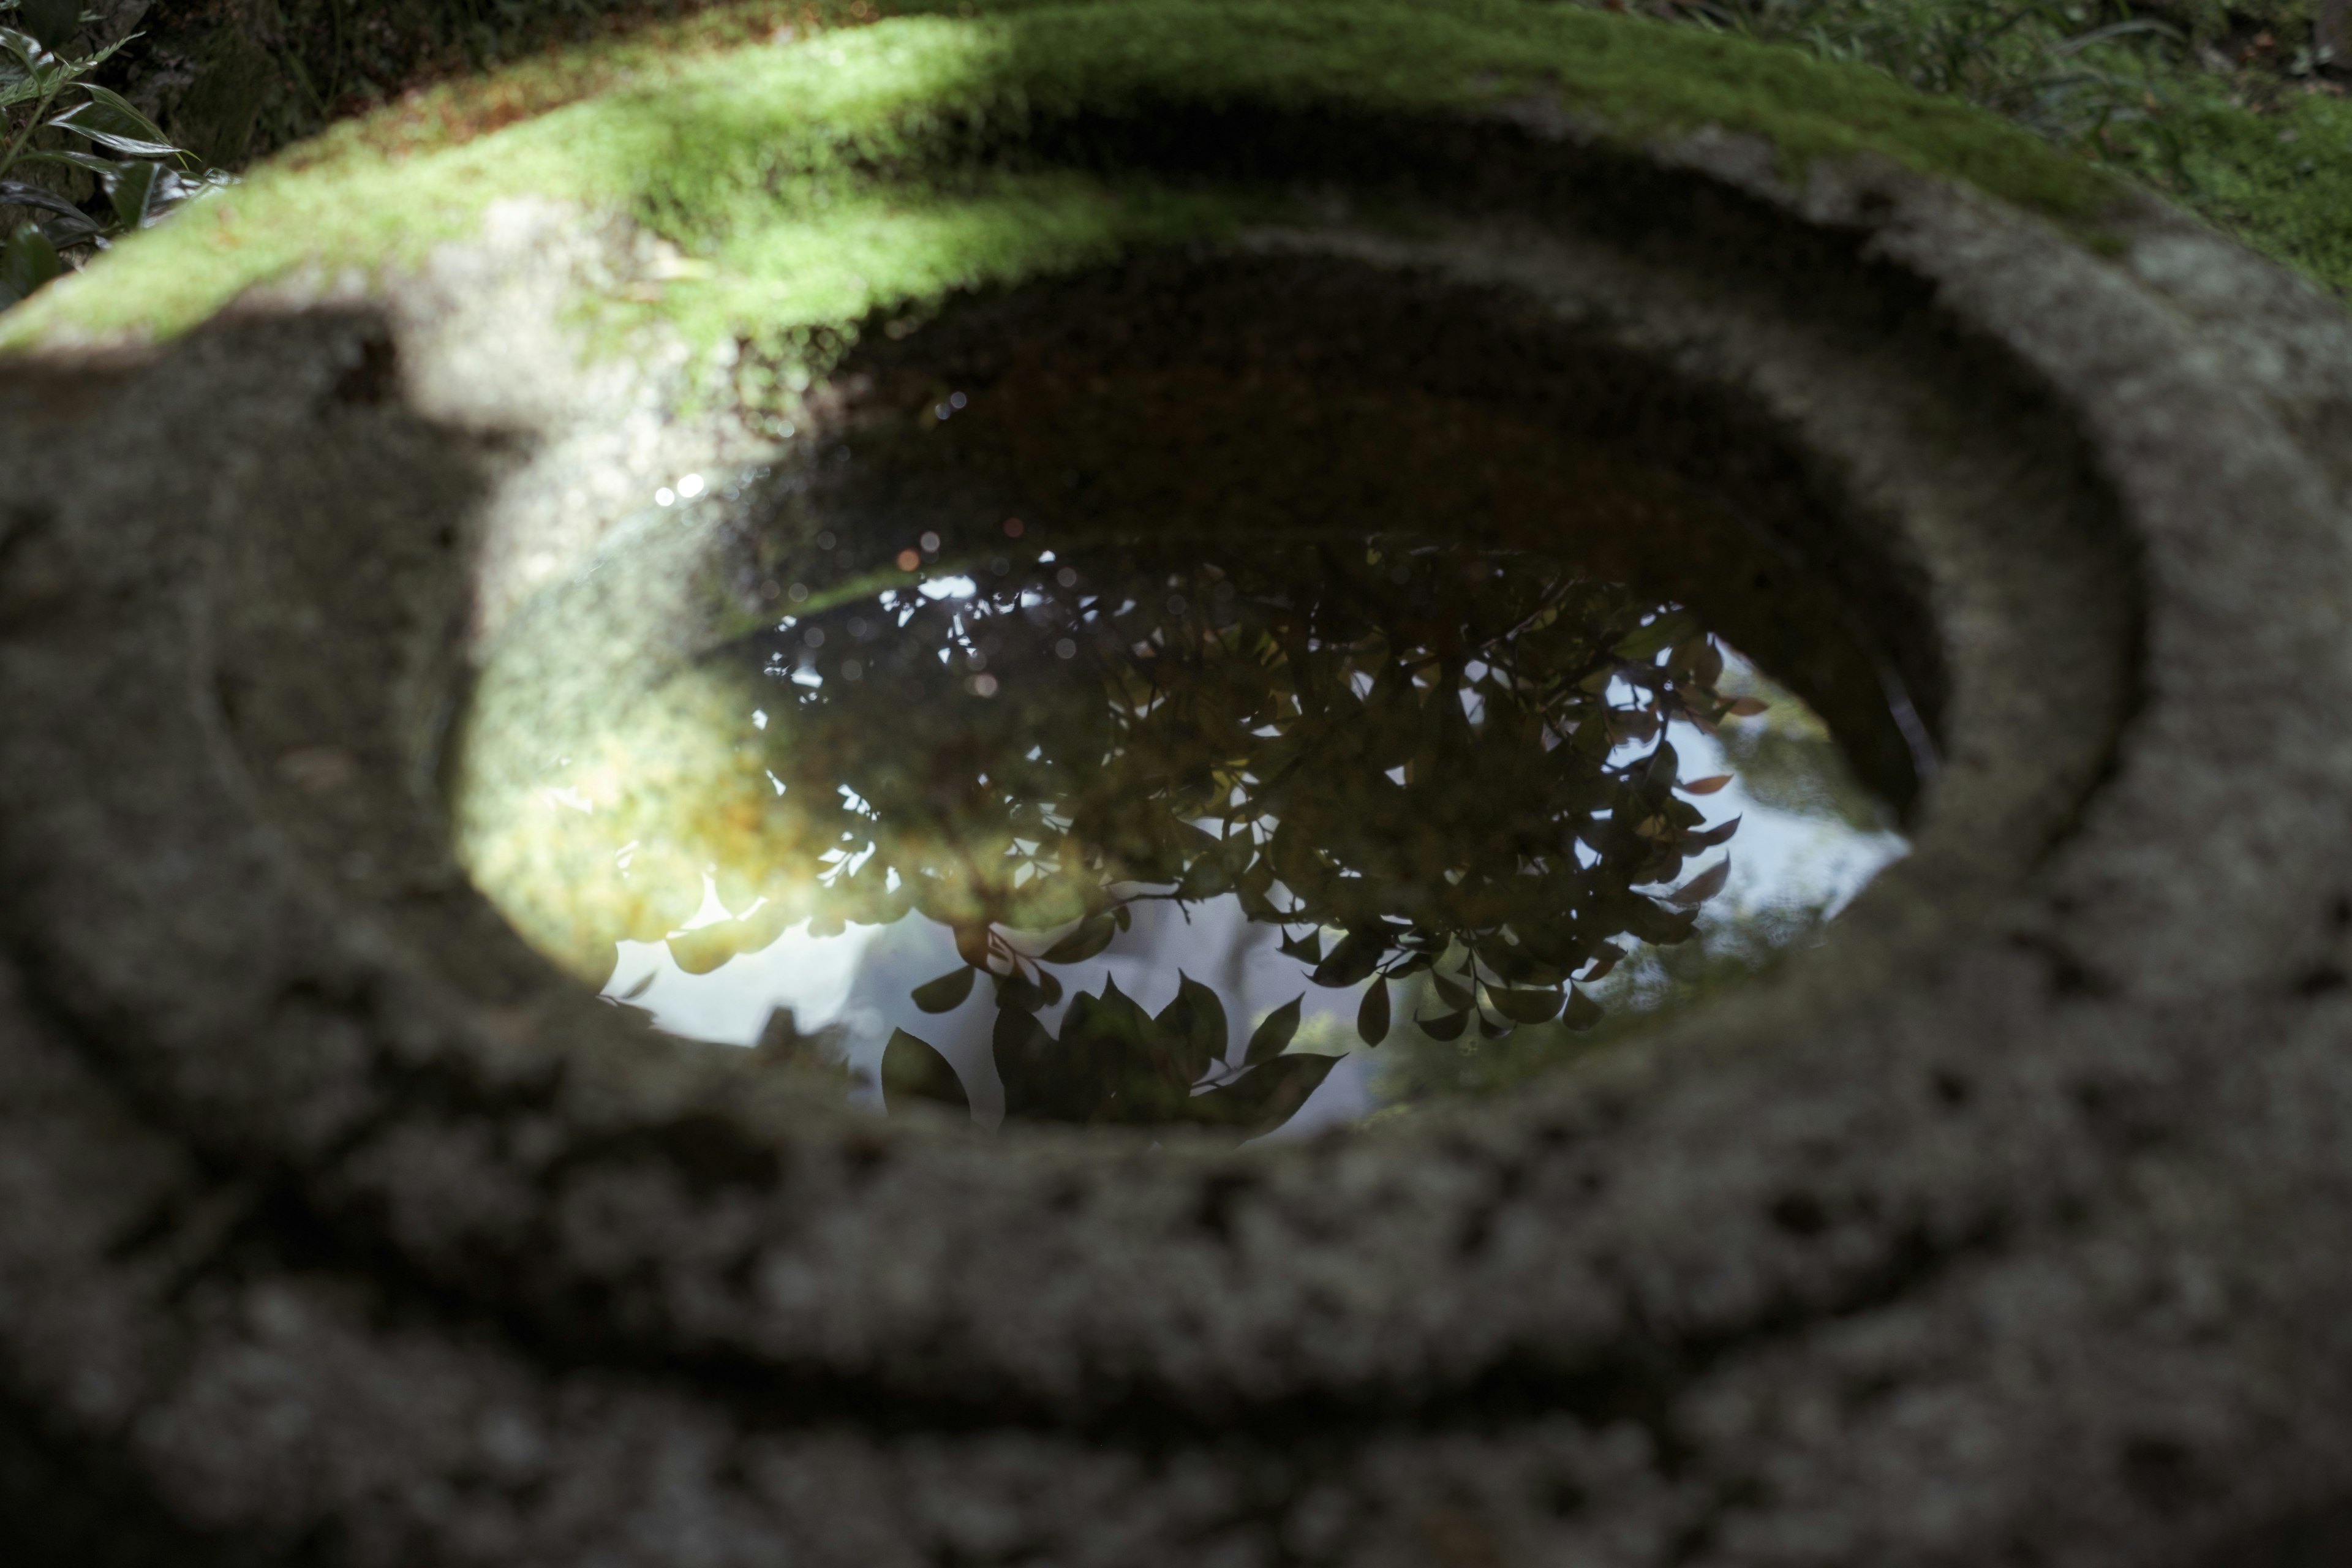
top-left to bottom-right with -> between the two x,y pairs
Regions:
1017,99 -> 2148,750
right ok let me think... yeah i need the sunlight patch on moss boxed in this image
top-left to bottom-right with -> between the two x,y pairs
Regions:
1,0 -> 2120,356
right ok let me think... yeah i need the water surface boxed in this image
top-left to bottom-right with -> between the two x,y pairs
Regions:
456,372 -> 1916,1138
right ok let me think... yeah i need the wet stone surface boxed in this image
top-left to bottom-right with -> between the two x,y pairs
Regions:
457,371 -> 1913,1137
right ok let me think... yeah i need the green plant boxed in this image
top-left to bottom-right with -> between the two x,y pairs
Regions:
1687,1 -> 2187,143
0,0 -> 213,307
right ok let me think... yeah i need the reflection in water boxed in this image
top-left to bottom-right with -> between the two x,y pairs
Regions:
461,518 -> 1908,1139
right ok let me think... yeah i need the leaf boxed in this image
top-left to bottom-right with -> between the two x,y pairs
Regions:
15,0 -> 75,50
1415,1008 -> 1471,1042
881,1028 -> 968,1114
80,84 -> 170,139
1580,943 -> 1624,982
1310,927 -> 1385,989
0,179 -> 89,222
1724,696 -> 1770,718
48,100 -> 179,159
1679,774 -> 1733,796
1668,856 -> 1732,908
1562,986 -> 1605,1032
1244,994 -> 1303,1065
11,148 -> 115,174
109,156 -> 160,230
911,965 -> 976,1013
1356,976 -> 1390,1046
1488,986 -> 1566,1025
0,72 -> 47,114
0,24 -> 50,69
1277,928 -> 1324,964
1643,741 -> 1679,789
1043,911 -> 1117,964
49,84 -> 179,159
1476,1011 -> 1513,1041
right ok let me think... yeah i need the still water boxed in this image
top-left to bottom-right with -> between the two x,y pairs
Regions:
456,372 -> 1915,1140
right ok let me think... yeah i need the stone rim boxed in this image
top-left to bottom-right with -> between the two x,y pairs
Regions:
4,16 -> 2352,1564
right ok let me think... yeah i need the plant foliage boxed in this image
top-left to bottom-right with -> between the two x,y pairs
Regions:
0,0 -> 214,308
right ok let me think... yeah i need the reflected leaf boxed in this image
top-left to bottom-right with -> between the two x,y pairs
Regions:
1192,1052 -> 1338,1131
1245,994 -> 1303,1065
1156,971 -> 1228,1082
1682,815 -> 1741,851
1611,610 -> 1700,660
993,1006 -> 1054,1118
1357,976 -> 1391,1046
1429,968 -> 1474,1011
1680,774 -> 1733,796
1278,929 -> 1324,964
1562,986 -> 1604,1032
1416,1008 -> 1471,1042
882,1028 -> 968,1113
1045,911 -> 1117,963
1311,927 -> 1385,989
667,902 -> 792,975
953,923 -> 996,971
1668,857 -> 1732,908
911,965 -> 977,1013
1488,986 -> 1565,1025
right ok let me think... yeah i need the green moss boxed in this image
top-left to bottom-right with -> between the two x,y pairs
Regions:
1,0 -> 2119,355
2109,84 -> 2352,295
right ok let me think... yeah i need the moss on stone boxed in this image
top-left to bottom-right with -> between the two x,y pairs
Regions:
2110,83 -> 2352,295
2,0 -> 2120,357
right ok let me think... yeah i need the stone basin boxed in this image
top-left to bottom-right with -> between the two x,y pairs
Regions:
4,2 -> 2351,1562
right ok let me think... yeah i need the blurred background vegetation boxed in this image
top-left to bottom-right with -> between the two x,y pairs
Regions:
4,0 -> 2349,301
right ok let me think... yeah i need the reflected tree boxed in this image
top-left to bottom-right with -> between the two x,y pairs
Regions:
695,522 -> 1753,1133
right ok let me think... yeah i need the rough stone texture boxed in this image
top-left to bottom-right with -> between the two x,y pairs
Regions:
5,49 -> 2352,1568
